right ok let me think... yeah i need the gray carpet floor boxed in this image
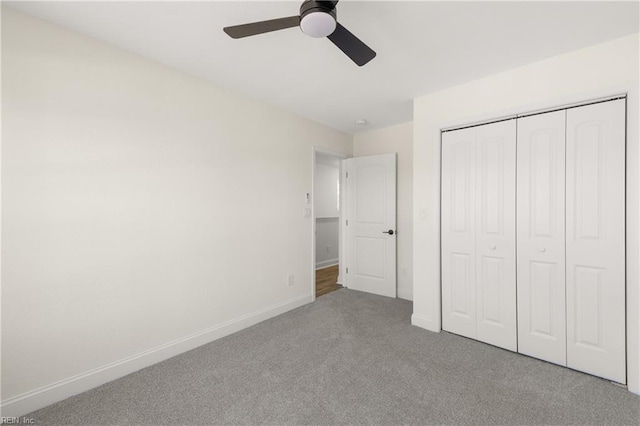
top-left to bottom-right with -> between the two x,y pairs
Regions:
26,289 -> 640,425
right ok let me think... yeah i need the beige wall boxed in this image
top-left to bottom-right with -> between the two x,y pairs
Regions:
1,8 -> 352,413
412,33 -> 640,394
353,122 -> 413,300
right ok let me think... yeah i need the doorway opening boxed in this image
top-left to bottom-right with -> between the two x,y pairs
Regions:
313,149 -> 347,299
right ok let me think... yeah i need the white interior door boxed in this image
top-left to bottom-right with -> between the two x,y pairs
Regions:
344,153 -> 397,298
441,127 -> 477,339
475,120 -> 517,351
566,99 -> 626,383
516,110 -> 567,366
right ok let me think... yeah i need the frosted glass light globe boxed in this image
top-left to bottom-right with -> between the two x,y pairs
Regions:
300,11 -> 336,38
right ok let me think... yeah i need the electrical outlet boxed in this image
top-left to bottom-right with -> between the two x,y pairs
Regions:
287,274 -> 295,286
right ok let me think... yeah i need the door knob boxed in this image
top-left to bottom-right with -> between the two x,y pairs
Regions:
489,245 -> 496,250
539,247 -> 546,253
382,230 -> 395,235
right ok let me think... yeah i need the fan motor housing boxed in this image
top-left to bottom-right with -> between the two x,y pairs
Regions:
300,1 -> 337,20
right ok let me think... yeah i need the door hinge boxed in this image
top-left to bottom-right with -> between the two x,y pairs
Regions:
346,220 -> 349,226
346,267 -> 349,274
346,172 -> 349,178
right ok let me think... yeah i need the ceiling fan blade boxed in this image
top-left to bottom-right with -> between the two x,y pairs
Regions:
224,15 -> 300,39
327,22 -> 376,66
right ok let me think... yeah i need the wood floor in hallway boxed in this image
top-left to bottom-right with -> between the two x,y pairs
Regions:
316,264 -> 339,298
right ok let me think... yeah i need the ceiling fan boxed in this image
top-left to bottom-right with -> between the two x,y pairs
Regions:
223,0 -> 376,67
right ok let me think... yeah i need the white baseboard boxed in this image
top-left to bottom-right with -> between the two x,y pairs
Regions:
0,294 -> 312,418
411,313 -> 440,333
315,259 -> 338,270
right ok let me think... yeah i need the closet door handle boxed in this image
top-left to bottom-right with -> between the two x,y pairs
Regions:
382,230 -> 395,235
539,247 -> 546,253
489,245 -> 496,250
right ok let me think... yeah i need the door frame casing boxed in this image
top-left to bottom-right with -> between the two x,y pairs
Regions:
311,147 -> 349,302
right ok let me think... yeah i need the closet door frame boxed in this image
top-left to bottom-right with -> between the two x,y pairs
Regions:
435,89 -> 639,395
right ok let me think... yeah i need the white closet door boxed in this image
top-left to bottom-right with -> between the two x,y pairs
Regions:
566,99 -> 626,383
516,110 -> 567,365
442,127 -> 477,340
475,120 -> 517,351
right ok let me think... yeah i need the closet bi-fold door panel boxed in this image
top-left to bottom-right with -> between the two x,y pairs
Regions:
442,127 -> 477,340
442,121 -> 516,350
475,121 -> 517,351
566,99 -> 626,384
516,110 -> 567,366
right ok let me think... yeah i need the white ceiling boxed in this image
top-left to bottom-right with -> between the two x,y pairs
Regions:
6,1 -> 639,134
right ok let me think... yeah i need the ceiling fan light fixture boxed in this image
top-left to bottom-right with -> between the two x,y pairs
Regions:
300,11 -> 336,38
224,0 -> 376,66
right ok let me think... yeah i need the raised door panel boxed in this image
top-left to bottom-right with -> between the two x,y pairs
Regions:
475,120 -> 517,351
516,110 -> 567,366
441,127 -> 477,339
566,99 -> 626,383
